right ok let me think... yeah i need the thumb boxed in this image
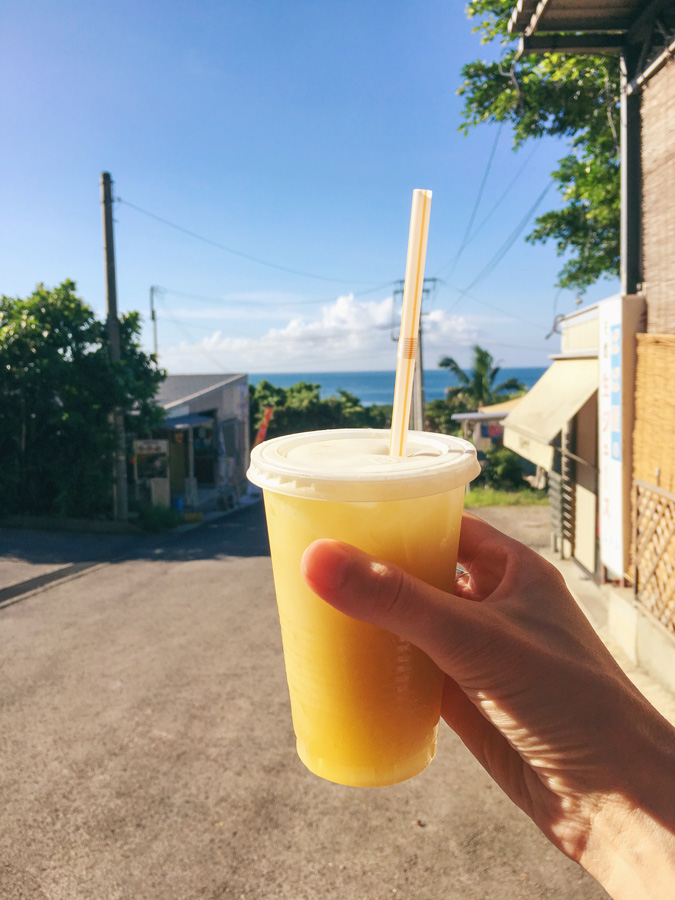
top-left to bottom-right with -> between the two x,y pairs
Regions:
301,539 -> 467,661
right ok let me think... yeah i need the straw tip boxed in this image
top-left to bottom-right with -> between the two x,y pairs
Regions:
413,188 -> 432,200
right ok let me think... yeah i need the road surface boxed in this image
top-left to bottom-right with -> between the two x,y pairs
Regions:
0,503 -> 608,899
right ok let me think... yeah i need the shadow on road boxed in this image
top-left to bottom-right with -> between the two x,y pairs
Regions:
0,503 -> 271,604
137,502 -> 271,562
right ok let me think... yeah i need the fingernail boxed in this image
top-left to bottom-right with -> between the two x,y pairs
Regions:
302,540 -> 352,591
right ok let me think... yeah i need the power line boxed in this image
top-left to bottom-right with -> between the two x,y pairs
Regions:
156,293 -> 395,349
446,179 -> 554,314
473,338 -> 551,353
156,302 -> 546,358
156,279 -> 547,345
159,280 -> 395,308
460,143 -> 539,251
155,298 -> 550,373
157,306 -> 233,371
440,281 -> 548,331
115,196 -> 381,287
440,123 -> 503,279
158,319 -> 401,374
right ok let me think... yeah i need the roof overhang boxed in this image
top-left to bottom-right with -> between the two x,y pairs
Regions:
450,396 -> 522,423
503,357 -> 598,469
509,0 -> 641,37
451,411 -> 511,423
162,414 -> 214,430
508,0 -> 675,58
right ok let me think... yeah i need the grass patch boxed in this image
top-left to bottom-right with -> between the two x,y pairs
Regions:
135,503 -> 182,532
465,487 -> 549,508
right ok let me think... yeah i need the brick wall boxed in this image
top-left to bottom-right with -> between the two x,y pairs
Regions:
642,54 -> 675,333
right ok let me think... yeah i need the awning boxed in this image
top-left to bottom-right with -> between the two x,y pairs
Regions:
503,358 -> 598,469
162,414 -> 213,430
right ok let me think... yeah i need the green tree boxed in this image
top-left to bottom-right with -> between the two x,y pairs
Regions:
424,397 -> 464,436
459,0 -> 620,291
248,380 -> 389,443
0,280 -> 165,518
439,344 -> 524,409
480,446 -> 527,489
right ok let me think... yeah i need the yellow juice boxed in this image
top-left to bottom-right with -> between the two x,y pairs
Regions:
263,486 -> 465,787
248,429 -> 479,787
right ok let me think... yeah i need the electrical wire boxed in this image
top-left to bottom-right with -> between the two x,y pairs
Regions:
117,192 -> 551,334
445,179 -> 554,314
440,123 -> 503,279
156,303 -> 235,371
156,302 -> 546,361
440,282 -> 548,331
156,294 -> 396,350
155,299 -> 551,375
472,338 -> 550,353
155,282 -> 548,366
159,280 -> 395,308
115,196 -> 381,287
460,143 -> 539,251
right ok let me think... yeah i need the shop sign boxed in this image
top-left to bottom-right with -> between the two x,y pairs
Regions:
598,297 -> 624,575
134,439 -> 169,456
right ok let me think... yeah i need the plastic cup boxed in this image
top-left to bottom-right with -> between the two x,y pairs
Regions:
247,428 -> 480,787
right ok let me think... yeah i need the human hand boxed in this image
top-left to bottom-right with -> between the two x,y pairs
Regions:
301,513 -> 675,900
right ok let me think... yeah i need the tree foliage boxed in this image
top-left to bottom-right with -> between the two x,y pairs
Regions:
0,281 -> 166,518
479,446 -> 527,489
459,0 -> 620,291
424,398 -> 464,436
249,380 -> 389,442
439,344 -> 524,409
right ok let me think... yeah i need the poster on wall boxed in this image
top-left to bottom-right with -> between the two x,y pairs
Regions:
598,296 -> 624,576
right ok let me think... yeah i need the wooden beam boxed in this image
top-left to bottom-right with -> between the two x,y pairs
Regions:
521,33 -> 625,53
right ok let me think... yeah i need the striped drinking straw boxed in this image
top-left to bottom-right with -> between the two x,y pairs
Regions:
389,189 -> 432,458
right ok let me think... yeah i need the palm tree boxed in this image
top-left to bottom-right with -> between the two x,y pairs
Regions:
438,345 -> 525,409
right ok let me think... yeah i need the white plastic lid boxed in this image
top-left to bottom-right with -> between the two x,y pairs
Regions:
247,428 -> 480,501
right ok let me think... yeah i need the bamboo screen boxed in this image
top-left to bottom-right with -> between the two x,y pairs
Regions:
642,55 -> 675,333
633,334 -> 675,491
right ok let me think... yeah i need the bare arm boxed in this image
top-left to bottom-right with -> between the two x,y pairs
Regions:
301,513 -> 675,900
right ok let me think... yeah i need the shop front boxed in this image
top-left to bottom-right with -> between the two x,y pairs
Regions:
141,374 -> 250,512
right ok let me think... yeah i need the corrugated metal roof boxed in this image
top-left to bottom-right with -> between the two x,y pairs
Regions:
508,0 -> 675,58
509,0 -> 538,33
162,413 -> 214,429
509,0 -> 649,36
450,396 -> 522,423
156,374 -> 245,409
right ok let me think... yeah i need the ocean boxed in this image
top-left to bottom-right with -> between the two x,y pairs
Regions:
249,368 -> 547,406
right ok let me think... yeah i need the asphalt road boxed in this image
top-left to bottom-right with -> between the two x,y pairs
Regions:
0,503 -> 608,900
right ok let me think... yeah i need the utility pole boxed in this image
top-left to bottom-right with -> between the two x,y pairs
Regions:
100,171 -> 128,521
150,285 -> 159,357
392,277 -> 439,431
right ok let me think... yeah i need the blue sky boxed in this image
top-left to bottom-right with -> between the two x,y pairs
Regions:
1,0 -> 619,373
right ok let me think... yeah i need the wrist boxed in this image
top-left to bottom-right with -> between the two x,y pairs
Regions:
581,716 -> 675,900
583,802 -> 675,900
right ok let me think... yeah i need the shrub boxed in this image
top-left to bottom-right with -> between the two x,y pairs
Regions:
480,447 -> 527,490
135,503 -> 182,532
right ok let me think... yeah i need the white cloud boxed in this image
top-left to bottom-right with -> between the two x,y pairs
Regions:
158,293 -> 480,373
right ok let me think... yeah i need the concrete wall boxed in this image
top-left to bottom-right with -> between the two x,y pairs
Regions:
606,586 -> 675,696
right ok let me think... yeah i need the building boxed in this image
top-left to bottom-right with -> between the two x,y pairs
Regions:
505,0 -> 675,688
451,397 -> 522,454
505,297 -> 645,577
134,374 -> 249,512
